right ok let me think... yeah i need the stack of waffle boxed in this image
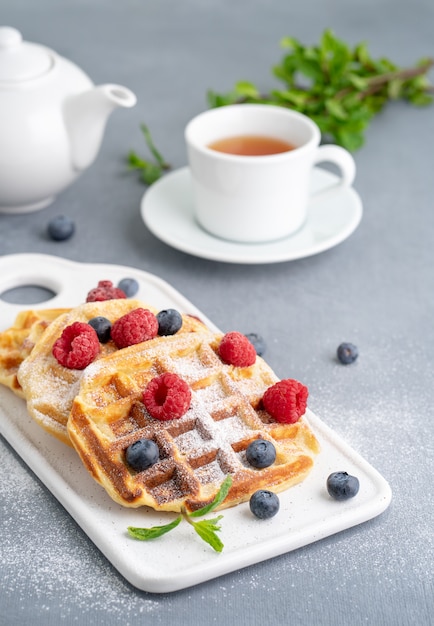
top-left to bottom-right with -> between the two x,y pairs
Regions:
0,299 -> 319,513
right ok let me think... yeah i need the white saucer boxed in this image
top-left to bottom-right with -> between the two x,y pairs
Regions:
141,166 -> 363,264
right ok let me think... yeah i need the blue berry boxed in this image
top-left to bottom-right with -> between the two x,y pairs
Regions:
126,439 -> 159,472
327,471 -> 360,500
157,309 -> 183,336
246,439 -> 276,468
118,277 -> 139,298
47,215 -> 75,241
249,490 -> 280,519
337,342 -> 358,364
88,316 -> 112,343
244,333 -> 266,356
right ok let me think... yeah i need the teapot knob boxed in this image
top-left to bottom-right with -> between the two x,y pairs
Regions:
0,27 -> 22,50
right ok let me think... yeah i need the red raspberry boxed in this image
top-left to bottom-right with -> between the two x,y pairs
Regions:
218,331 -> 256,367
143,373 -> 191,421
262,379 -> 308,424
52,322 -> 100,369
86,280 -> 126,302
111,308 -> 158,349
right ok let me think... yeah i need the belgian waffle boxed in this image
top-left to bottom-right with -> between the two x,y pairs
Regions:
68,331 -> 320,513
0,307 -> 70,397
17,299 -> 210,445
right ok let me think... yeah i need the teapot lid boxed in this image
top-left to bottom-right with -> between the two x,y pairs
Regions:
0,27 -> 54,82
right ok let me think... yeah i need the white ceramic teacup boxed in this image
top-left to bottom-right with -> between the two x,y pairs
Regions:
185,104 -> 356,243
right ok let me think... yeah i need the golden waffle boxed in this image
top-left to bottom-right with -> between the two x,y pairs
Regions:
0,307 -> 70,397
68,331 -> 320,513
17,300 -> 210,446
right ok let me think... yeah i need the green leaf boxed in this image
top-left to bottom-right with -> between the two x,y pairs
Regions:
273,88 -> 310,107
127,515 -> 182,541
126,476 -> 232,551
203,30 -> 433,151
354,41 -> 372,66
191,516 -> 224,553
127,124 -> 171,185
325,98 -> 348,120
189,475 -> 233,518
347,73 -> 369,91
141,163 -> 161,186
234,81 -> 260,98
140,124 -> 169,169
335,128 -> 366,152
127,151 -> 147,170
387,78 -> 404,99
280,36 -> 300,51
408,92 -> 433,106
207,89 -> 242,108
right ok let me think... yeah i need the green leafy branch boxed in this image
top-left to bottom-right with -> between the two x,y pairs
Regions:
207,29 -> 434,151
127,124 -> 171,185
127,475 -> 232,552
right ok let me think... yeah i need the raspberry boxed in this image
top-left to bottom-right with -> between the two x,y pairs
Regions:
111,308 -> 158,348
86,280 -> 126,302
262,379 -> 308,424
218,331 -> 256,367
143,373 -> 191,421
52,322 -> 100,369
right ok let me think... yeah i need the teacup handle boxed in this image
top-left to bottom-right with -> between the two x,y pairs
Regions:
311,145 -> 356,200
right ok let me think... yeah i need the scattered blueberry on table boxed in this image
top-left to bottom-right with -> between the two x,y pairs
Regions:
337,342 -> 359,364
47,215 -> 75,241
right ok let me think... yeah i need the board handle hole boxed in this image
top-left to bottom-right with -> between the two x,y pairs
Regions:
0,284 -> 57,304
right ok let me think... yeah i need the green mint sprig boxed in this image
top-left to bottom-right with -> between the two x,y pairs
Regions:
127,475 -> 232,552
207,29 -> 433,151
127,123 -> 171,185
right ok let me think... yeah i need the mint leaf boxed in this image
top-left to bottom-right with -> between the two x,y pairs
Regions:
140,162 -> 163,186
126,476 -> 232,551
190,516 -> 224,553
188,475 -> 233,518
127,124 -> 170,185
127,515 -> 182,540
139,124 -> 169,170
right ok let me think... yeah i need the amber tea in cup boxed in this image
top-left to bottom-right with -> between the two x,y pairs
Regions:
185,104 -> 356,243
208,134 -> 295,156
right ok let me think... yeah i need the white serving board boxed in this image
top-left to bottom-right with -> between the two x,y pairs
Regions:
0,254 -> 392,593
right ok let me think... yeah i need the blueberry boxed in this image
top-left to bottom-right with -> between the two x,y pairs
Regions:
244,332 -> 266,356
157,309 -> 183,336
246,439 -> 276,468
249,490 -> 280,519
88,316 -> 112,343
126,439 -> 159,472
47,215 -> 75,241
337,342 -> 358,364
327,471 -> 360,500
118,277 -> 139,298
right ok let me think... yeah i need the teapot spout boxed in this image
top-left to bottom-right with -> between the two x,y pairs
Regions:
64,84 -> 136,171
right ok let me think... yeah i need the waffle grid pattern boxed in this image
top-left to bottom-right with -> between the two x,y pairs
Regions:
69,332 -> 319,512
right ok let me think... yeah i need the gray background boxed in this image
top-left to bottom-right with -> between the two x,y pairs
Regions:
0,1 -> 433,624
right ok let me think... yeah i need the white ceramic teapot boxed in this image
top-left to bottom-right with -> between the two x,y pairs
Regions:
0,27 -> 137,213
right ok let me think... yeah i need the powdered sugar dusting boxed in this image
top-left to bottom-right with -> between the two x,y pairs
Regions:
0,441 -> 163,619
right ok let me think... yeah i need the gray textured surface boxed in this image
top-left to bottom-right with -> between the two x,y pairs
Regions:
0,1 -> 433,624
